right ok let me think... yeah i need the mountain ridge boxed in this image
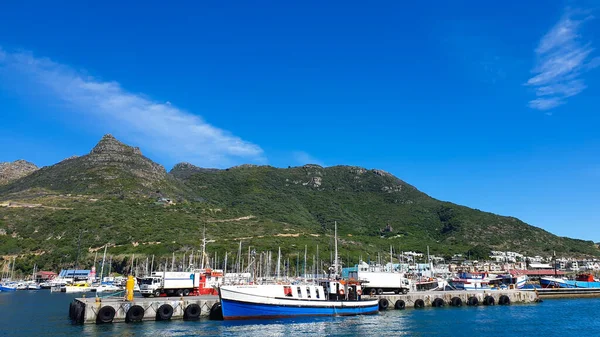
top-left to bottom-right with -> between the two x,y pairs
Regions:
0,134 -> 597,274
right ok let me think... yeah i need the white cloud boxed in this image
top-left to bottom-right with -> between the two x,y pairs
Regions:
0,48 -> 265,167
526,9 -> 598,110
292,151 -> 325,167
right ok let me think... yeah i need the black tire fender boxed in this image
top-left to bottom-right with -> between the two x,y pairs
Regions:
156,304 -> 174,321
451,297 -> 463,307
394,300 -> 406,310
432,298 -> 445,307
414,299 -> 425,309
499,295 -> 511,305
483,295 -> 495,306
126,305 -> 145,323
209,302 -> 223,320
184,304 -> 201,320
467,297 -> 479,306
96,305 -> 116,324
378,298 -> 389,311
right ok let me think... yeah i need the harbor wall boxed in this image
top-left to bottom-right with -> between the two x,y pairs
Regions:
366,290 -> 538,309
71,296 -> 219,324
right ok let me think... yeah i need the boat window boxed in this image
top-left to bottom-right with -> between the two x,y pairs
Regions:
297,286 -> 302,298
284,286 -> 293,297
306,287 -> 311,298
315,288 -> 320,299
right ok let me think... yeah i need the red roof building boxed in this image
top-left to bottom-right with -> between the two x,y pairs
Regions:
509,269 -> 565,277
35,271 -> 57,280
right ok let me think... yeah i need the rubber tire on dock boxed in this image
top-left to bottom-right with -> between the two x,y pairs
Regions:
394,300 -> 406,310
499,295 -> 511,305
467,297 -> 479,306
414,299 -> 425,309
483,296 -> 495,306
126,305 -> 145,323
450,297 -> 463,307
69,302 -> 74,319
184,304 -> 201,320
378,298 -> 389,311
156,304 -> 174,321
72,302 -> 85,324
96,306 -> 116,324
209,303 -> 224,320
432,298 -> 445,307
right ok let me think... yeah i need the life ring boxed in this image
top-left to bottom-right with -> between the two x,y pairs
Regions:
184,304 -> 201,320
126,305 -> 145,323
339,289 -> 345,295
96,305 -> 116,324
156,304 -> 173,321
357,289 -> 362,296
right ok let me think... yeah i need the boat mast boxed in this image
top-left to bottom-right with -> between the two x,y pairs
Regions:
99,245 -> 107,282
11,256 -> 16,280
390,245 -> 393,272
334,221 -> 338,277
150,255 -> 154,274
276,247 -> 281,280
224,252 -> 228,275
201,225 -> 207,270
304,245 -> 307,281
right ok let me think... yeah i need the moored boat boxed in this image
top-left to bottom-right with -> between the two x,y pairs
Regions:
450,272 -> 492,290
0,283 -> 17,292
541,273 -> 600,289
219,282 -> 380,320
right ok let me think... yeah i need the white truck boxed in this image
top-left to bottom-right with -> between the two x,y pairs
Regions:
349,262 -> 411,295
139,271 -> 200,297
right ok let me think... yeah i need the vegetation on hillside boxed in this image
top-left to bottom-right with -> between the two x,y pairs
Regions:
0,136 -> 597,276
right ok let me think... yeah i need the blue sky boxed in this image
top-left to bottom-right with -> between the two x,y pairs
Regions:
0,1 -> 599,242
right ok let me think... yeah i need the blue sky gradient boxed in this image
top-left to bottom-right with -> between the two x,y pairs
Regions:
0,1 -> 599,241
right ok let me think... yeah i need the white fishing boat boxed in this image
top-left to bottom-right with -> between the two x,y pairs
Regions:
27,282 -> 41,290
219,282 -> 380,320
92,283 -> 122,293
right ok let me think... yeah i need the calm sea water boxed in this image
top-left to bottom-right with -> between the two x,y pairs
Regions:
1,290 -> 599,336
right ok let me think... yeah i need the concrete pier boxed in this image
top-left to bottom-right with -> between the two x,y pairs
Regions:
365,290 -> 539,310
70,295 -> 219,324
532,288 -> 600,299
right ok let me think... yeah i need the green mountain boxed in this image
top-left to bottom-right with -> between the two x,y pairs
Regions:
0,135 -> 597,275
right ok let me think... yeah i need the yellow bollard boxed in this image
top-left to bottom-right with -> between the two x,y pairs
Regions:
126,275 -> 135,301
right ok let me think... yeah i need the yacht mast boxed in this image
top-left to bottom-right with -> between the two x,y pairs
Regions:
334,221 -> 338,276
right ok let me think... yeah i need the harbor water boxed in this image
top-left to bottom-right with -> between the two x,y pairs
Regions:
1,291 -> 600,336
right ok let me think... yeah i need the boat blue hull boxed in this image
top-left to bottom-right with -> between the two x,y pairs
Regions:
540,278 -> 600,289
221,299 -> 379,320
0,286 -> 17,292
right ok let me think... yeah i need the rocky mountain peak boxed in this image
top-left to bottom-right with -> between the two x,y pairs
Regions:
91,134 -> 142,156
0,159 -> 39,185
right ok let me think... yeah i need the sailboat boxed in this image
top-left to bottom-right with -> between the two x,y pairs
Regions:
218,221 -> 380,320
